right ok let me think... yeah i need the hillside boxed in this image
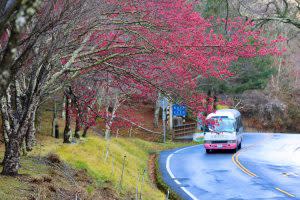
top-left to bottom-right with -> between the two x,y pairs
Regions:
0,129 -> 193,200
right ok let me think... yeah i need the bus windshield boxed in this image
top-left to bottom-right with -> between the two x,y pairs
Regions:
209,117 -> 236,133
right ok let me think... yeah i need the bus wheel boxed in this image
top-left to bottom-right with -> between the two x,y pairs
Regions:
206,149 -> 211,154
238,142 -> 242,149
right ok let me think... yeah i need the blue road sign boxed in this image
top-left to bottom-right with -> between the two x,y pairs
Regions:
172,104 -> 187,117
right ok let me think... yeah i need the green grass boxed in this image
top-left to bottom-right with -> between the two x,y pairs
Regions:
34,135 -> 193,199
216,104 -> 230,110
0,176 -> 30,200
0,156 -> 51,200
0,107 -> 195,199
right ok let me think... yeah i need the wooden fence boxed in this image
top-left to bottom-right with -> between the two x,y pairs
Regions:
172,123 -> 196,140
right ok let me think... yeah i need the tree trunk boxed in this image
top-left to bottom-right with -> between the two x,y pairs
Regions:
213,95 -> 217,110
55,125 -> 59,138
2,135 -> 22,176
105,112 -> 115,140
153,93 -> 161,128
22,139 -> 28,156
25,110 -> 37,151
1,86 -> 40,175
62,95 -> 66,119
1,96 -> 9,145
105,122 -> 111,140
74,116 -> 80,139
52,101 -> 58,137
105,99 -> 119,140
82,126 -> 89,138
1,108 -> 35,175
63,92 -> 72,143
2,118 -> 37,175
206,90 -> 216,114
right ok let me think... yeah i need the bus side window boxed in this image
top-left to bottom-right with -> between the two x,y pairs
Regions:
237,117 -> 241,133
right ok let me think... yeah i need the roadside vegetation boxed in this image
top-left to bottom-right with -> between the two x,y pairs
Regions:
0,133 -> 193,199
197,0 -> 300,133
0,107 -> 194,199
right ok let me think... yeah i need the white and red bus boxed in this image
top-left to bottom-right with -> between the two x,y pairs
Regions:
204,109 -> 243,153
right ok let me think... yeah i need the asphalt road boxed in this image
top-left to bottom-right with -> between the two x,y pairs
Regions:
159,133 -> 300,200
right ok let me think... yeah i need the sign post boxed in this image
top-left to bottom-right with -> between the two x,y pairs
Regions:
159,97 -> 168,143
162,110 -> 166,143
169,102 -> 173,130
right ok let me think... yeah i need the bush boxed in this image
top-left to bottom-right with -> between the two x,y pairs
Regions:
237,90 -> 289,131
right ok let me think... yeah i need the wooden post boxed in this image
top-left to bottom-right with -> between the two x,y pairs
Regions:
118,154 -> 126,191
166,189 -> 170,200
135,171 -> 140,200
116,129 -> 119,138
129,126 -> 132,137
172,129 -> 174,141
139,169 -> 146,200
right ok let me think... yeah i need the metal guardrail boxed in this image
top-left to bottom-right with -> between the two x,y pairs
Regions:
172,123 -> 196,140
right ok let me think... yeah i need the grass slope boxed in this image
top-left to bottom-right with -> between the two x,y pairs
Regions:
0,105 -> 195,199
47,135 -> 193,199
1,133 -> 194,199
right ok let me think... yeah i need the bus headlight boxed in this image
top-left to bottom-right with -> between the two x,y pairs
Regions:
227,140 -> 237,144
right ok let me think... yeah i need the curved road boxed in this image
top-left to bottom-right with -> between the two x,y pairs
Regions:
159,133 -> 300,200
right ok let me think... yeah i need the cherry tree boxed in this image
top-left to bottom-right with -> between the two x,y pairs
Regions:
0,0 -> 284,176
67,0 -> 286,137
0,0 -> 155,175
67,72 -> 146,141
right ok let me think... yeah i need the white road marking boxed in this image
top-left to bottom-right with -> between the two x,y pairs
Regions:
181,187 -> 199,200
290,172 -> 298,177
166,153 -> 181,184
166,145 -> 200,200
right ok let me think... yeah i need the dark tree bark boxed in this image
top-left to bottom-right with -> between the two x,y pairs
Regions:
52,101 -> 58,137
0,0 -> 41,98
55,125 -> 59,139
74,115 -> 81,139
213,95 -> 217,110
0,0 -> 21,34
2,135 -> 22,176
21,111 -> 37,155
82,126 -> 89,138
68,86 -> 82,139
1,92 -> 39,175
63,90 -> 72,143
25,114 -> 37,151
0,27 -> 18,98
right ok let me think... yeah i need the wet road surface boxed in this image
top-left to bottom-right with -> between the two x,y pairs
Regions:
159,133 -> 300,200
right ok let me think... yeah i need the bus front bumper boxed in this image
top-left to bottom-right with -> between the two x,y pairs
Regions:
204,143 -> 237,150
